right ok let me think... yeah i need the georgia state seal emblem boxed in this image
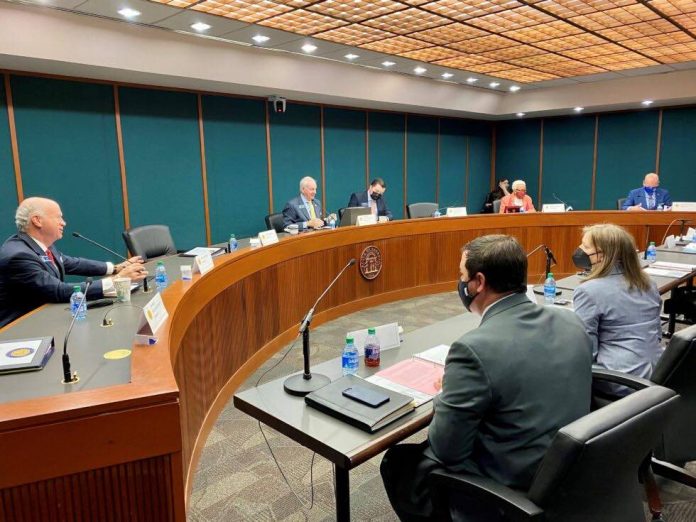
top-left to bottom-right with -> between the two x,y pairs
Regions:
359,246 -> 382,280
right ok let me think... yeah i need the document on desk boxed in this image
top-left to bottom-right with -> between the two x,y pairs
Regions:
180,246 -> 225,257
644,264 -> 694,278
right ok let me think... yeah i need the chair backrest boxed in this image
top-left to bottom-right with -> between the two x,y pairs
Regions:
651,323 -> 696,463
265,212 -> 285,233
338,207 -> 346,221
122,224 -> 177,261
492,199 -> 502,214
407,202 -> 437,219
528,386 -> 678,522
617,197 -> 626,210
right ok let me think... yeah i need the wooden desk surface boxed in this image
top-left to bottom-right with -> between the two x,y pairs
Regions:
0,211 -> 692,520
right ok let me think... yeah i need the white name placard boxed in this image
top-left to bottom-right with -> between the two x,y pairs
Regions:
542,203 -> 566,213
193,252 -> 214,275
446,207 -> 468,217
136,292 -> 169,344
258,229 -> 279,246
356,214 -> 377,226
672,202 -> 696,212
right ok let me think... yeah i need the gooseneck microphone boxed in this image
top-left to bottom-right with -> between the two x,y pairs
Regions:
552,193 -> 573,211
285,258 -> 357,396
62,277 -> 93,384
73,231 -> 149,293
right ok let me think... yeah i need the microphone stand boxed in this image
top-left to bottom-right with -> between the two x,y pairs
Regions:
284,259 -> 356,396
62,278 -> 92,384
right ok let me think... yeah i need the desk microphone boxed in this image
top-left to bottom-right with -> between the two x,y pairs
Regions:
552,193 -> 573,211
62,277 -> 92,384
72,231 -> 149,293
285,258 -> 356,396
659,218 -> 691,246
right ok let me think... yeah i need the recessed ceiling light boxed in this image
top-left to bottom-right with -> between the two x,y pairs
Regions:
642,100 -> 654,106
516,112 -> 526,117
509,85 -> 521,92
466,77 -> 478,84
117,7 -> 141,18
414,66 -> 427,74
441,72 -> 454,79
252,35 -> 270,44
190,22 -> 211,32
489,82 -> 500,88
382,61 -> 396,67
302,43 -> 317,53
345,53 -> 359,60
574,106 -> 584,112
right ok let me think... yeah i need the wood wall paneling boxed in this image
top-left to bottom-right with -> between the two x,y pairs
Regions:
0,74 -> 19,240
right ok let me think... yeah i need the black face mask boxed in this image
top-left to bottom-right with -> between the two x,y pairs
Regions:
572,247 -> 593,271
458,279 -> 478,313
370,192 -> 382,201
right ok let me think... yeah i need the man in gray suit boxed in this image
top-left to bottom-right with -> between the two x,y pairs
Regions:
282,176 -> 324,230
381,235 -> 592,521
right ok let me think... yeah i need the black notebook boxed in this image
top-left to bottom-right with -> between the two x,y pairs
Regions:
0,336 -> 54,375
305,374 -> 415,433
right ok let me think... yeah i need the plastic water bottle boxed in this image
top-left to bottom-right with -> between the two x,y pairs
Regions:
70,285 -> 87,320
155,261 -> 168,291
341,337 -> 359,376
364,327 -> 381,367
328,215 -> 336,229
646,242 -> 657,264
543,272 -> 556,305
432,209 -> 441,217
229,234 -> 238,252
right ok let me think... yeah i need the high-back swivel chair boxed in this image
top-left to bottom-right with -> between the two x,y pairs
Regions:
122,224 -> 177,261
407,202 -> 438,219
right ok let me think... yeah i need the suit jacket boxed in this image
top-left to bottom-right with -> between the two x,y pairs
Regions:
499,193 -> 535,213
347,191 -> 393,220
0,233 -> 108,327
424,292 -> 592,490
622,187 -> 672,210
282,196 -> 323,230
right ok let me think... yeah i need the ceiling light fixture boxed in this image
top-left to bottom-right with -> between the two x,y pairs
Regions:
516,112 -> 525,117
252,35 -> 270,44
509,85 -> 521,92
117,8 -> 141,18
642,100 -> 654,106
489,82 -> 500,88
302,43 -> 317,53
574,107 -> 584,112
382,61 -> 396,67
190,22 -> 211,32
345,54 -> 359,60
441,72 -> 454,79
414,66 -> 427,74
466,77 -> 478,84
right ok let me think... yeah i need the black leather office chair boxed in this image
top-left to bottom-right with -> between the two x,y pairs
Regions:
593,323 -> 696,490
493,199 -> 502,214
430,385 -> 678,522
265,212 -> 285,233
617,197 -> 627,210
407,202 -> 438,219
122,224 -> 177,261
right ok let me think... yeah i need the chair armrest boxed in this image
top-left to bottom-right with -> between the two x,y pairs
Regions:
430,469 -> 544,522
591,367 -> 654,390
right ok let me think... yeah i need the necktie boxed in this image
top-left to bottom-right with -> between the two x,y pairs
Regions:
45,249 -> 56,266
308,201 -> 316,219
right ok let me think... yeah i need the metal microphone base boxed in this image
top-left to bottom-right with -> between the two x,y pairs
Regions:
283,372 -> 331,396
61,373 -> 80,385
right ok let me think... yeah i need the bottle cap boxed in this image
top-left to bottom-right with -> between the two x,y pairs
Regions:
230,234 -> 236,239
346,337 -> 354,344
367,327 -> 376,335
649,241 -> 655,245
73,285 -> 81,292
547,273 -> 554,278
157,261 -> 164,266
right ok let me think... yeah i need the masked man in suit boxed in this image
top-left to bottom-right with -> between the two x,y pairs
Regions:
380,235 -> 592,521
0,197 -> 147,327
347,177 -> 393,221
622,173 -> 672,211
282,176 -> 325,230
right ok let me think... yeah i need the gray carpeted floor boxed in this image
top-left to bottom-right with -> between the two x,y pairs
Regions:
188,292 -> 696,521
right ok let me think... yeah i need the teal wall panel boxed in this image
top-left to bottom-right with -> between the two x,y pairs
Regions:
463,121 -> 492,213
324,108 -> 366,214
269,103 -> 321,214
11,76 -> 124,259
595,111 -> 658,210
368,112 -> 404,219
496,119 -> 541,206
407,115 -> 438,205
659,108 -> 696,203
439,118 -> 467,209
0,77 -> 17,241
119,87 -> 204,250
542,116 -> 595,210
202,96 -> 268,241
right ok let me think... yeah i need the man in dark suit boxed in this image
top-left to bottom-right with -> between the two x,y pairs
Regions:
347,177 -> 393,221
282,176 -> 325,231
380,235 -> 592,521
622,172 -> 672,210
0,197 -> 147,327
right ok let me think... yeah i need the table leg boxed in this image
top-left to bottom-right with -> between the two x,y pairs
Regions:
334,465 -> 350,522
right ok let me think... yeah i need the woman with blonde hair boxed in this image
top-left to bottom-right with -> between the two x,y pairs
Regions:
572,223 -> 662,394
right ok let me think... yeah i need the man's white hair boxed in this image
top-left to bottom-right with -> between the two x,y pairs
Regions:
299,176 -> 317,192
511,180 -> 526,191
15,198 -> 44,232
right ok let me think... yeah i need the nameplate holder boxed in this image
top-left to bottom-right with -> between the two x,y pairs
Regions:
672,202 -> 696,212
193,252 -> 214,275
356,215 -> 377,226
445,207 -> 468,217
378,216 -> 389,223
542,203 -> 566,213
259,229 -> 279,246
135,293 -> 169,345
